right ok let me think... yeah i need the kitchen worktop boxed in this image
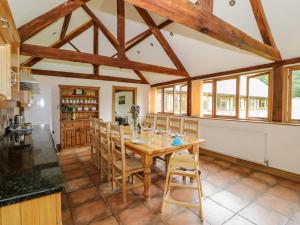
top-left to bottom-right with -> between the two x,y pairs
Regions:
0,125 -> 64,207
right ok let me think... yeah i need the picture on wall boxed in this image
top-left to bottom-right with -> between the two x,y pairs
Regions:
119,96 -> 125,105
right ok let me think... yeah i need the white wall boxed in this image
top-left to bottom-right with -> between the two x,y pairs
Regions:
24,86 -> 52,130
199,119 -> 300,175
115,91 -> 133,118
30,75 -> 149,145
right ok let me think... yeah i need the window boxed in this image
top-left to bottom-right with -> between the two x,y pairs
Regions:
289,69 -> 300,121
247,74 -> 269,118
201,71 -> 271,120
216,78 -> 237,117
164,87 -> 174,113
202,81 -> 213,116
155,83 -> 187,114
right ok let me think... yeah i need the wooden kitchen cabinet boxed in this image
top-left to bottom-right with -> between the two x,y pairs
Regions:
0,0 -> 20,103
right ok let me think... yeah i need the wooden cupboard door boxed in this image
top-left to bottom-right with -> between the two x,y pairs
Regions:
38,195 -> 57,225
75,128 -> 82,146
1,203 -> 21,225
86,128 -> 91,145
80,128 -> 87,145
21,199 -> 39,225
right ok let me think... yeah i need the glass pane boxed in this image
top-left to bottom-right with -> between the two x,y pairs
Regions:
174,85 -> 180,114
180,85 -> 187,114
202,82 -> 213,115
239,76 -> 247,119
248,74 -> 269,118
216,79 -> 236,116
155,89 -> 162,112
164,87 -> 174,113
291,70 -> 300,120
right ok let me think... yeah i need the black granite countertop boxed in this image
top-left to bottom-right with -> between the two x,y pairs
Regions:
0,125 -> 64,206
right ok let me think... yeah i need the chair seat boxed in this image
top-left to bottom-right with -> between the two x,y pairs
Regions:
115,157 -> 143,172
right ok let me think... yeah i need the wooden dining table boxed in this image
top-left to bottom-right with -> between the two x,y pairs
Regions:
124,129 -> 206,200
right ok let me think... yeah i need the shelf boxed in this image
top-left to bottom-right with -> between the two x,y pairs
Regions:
61,95 -> 98,98
61,111 -> 98,113
61,103 -> 98,106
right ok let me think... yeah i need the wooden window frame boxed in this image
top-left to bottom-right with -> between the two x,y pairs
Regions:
155,82 -> 188,115
202,80 -> 214,117
286,66 -> 300,123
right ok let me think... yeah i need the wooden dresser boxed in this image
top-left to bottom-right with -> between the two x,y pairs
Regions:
59,85 -> 100,151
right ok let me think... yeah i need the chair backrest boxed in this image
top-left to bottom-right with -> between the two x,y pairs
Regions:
110,123 -> 126,171
143,114 -> 156,129
168,116 -> 183,134
156,115 -> 169,131
100,121 -> 110,155
183,117 -> 200,138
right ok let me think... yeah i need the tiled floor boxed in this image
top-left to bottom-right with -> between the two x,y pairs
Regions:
58,147 -> 300,225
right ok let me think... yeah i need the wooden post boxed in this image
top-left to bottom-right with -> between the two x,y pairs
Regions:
272,65 -> 285,122
187,80 -> 192,116
93,24 -> 99,75
191,80 -> 203,117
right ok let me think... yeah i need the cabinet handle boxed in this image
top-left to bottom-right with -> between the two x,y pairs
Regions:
0,17 -> 9,29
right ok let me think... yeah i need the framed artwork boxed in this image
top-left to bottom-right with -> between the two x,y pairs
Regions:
119,96 -> 125,105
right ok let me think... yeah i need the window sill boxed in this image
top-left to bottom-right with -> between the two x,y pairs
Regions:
198,116 -> 300,126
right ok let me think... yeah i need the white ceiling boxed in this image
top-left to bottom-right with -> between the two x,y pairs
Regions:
8,0 -> 300,84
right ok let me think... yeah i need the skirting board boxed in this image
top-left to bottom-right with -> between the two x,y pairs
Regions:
199,148 -> 300,183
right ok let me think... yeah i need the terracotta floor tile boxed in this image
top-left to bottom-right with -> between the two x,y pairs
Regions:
239,203 -> 288,225
131,184 -> 163,198
65,176 -> 92,193
201,180 -> 222,197
118,204 -> 160,225
68,186 -> 99,207
210,190 -> 250,212
241,177 -> 270,192
62,208 -> 74,225
287,220 -> 300,225
90,173 -> 102,185
214,160 -> 232,169
84,165 -> 99,175
105,191 -> 144,214
207,169 -> 243,188
63,169 -> 86,181
227,182 -> 263,201
231,165 -> 252,175
62,193 -> 69,209
60,158 -> 80,166
279,180 -> 300,193
201,162 -> 223,173
97,182 -> 116,198
200,198 -> 234,225
223,215 -> 255,225
90,216 -> 119,225
249,172 -> 280,186
268,185 -> 300,203
165,209 -> 208,225
199,155 -> 215,163
255,193 -> 299,218
170,187 -> 201,203
72,200 -> 111,225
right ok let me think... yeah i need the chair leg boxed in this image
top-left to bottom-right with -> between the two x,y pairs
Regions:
122,173 -> 127,203
161,169 -> 171,212
112,165 -> 116,191
195,172 -> 204,221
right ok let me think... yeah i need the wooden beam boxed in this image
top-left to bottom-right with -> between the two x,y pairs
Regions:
250,0 -> 276,48
272,65 -> 285,122
135,7 -> 188,75
18,0 -> 88,42
22,20 -> 93,67
199,0 -> 213,13
31,69 -> 147,84
93,24 -> 99,75
124,0 -> 281,61
60,13 -> 72,40
111,19 -> 172,57
82,4 -> 119,49
68,41 -> 81,52
21,44 -> 187,76
117,0 -> 126,59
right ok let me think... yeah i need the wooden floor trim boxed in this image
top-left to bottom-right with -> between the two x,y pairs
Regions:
199,148 -> 300,183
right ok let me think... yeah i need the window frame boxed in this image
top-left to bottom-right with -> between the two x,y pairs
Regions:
287,66 -> 300,123
202,80 -> 214,117
155,83 -> 188,115
201,71 -> 272,121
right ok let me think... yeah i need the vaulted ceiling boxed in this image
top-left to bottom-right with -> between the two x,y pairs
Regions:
8,0 -> 300,85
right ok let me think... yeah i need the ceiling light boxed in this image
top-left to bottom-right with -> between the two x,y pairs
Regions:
229,0 -> 236,6
170,32 -> 174,37
137,50 -> 140,54
150,42 -> 154,47
188,0 -> 198,5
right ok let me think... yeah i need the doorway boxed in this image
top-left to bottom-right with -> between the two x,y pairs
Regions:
112,86 -> 137,125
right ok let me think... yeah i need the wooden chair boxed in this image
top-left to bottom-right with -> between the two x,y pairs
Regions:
168,116 -> 183,134
161,152 -> 204,221
155,115 -> 169,131
182,117 -> 201,138
143,114 -> 156,129
90,118 -> 98,167
99,121 -> 112,186
110,123 -> 144,202
93,118 -> 102,169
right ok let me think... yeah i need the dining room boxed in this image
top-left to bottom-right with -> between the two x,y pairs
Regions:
1,0 -> 300,225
